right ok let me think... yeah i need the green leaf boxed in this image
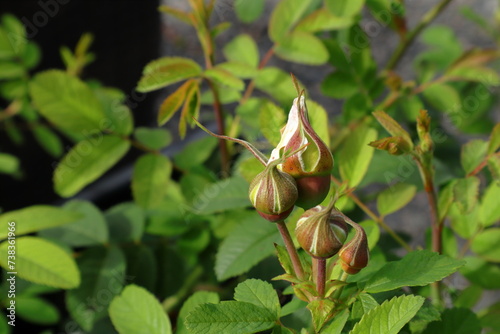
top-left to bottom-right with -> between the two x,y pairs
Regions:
204,67 -> 245,90
217,61 -> 258,79
479,182 -> 500,227
322,308 -> 349,334
215,213 -> 281,281
422,308 -> 481,334
134,127 -> 172,151
0,152 -> 19,175
488,154 -> 500,182
105,202 -> 144,243
461,139 -> 488,175
223,34 -> 259,67
338,125 -> 378,187
449,204 -> 479,239
470,228 -> 500,262
377,183 -> 417,216
0,236 -> 80,289
321,71 -> 358,99
237,156 -> 265,183
295,8 -> 353,33
174,137 -> 218,170
0,61 -> 24,79
178,81 -> 200,139
488,123 -> 500,154
177,291 -> 220,334
158,79 -> 195,126
274,32 -> 329,65
185,301 -> 276,334
137,57 -> 202,92
350,295 -> 424,334
259,100 -> 286,147
0,205 -> 82,240
123,244 -> 157,291
32,125 -> 63,157
364,250 -> 465,293
234,279 -> 280,318
452,176 -> 480,214
54,135 -> 130,197
39,200 -> 108,247
438,180 -> 457,221
16,296 -> 60,325
372,111 -> 412,148
29,70 -> 109,138
408,300 -> 441,334
132,154 -> 172,210
234,0 -> 265,23
326,0 -> 365,17
190,176 -> 251,215
308,298 -> 335,332
109,284 -> 172,334
461,256 -> 500,289
0,15 -> 25,58
454,284 -> 483,309
93,86 -> 134,136
422,83 -> 461,113
269,0 -> 315,42
66,246 -> 125,331
254,67 -> 300,105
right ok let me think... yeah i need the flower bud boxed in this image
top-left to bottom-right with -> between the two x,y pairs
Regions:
269,95 -> 334,210
338,221 -> 369,275
249,159 -> 298,222
295,205 -> 348,258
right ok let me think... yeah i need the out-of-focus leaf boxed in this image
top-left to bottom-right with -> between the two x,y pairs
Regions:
223,34 -> 259,67
295,8 -> 353,32
274,32 -> 328,65
132,154 -> 172,210
269,0 -> 315,42
137,57 -> 202,92
134,127 -> 172,150
234,0 -> 265,23
460,139 -> 488,175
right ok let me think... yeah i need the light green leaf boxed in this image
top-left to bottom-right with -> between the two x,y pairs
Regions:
488,123 -> 500,154
422,83 -> 461,113
307,100 -> 330,148
438,180 -> 457,221
449,204 -> 479,239
237,156 -> 265,183
132,154 -> 172,210
372,111 -> 412,148
488,154 -> 500,183
29,70 -> 107,138
185,301 -> 276,334
234,0 -> 265,23
326,0 -> 365,18
204,67 -> 245,90
350,295 -> 424,334
16,296 -> 60,325
217,61 -> 258,79
0,152 -> 19,175
259,100 -> 286,147
254,67 -> 300,105
109,284 -> 172,334
295,8 -> 353,32
234,279 -> 280,318
66,246 -> 125,331
215,213 -> 281,281
338,125 -> 378,187
223,34 -> 259,67
0,205 -> 82,240
471,228 -> 500,262
134,127 -> 172,151
321,71 -> 358,99
377,183 -> 417,216
461,139 -> 488,175
39,200 -> 108,246
177,291 -> 220,334
105,202 -> 145,243
274,31 -> 329,65
178,82 -> 200,139
269,0 -> 315,42
137,57 -> 202,92
322,309 -> 349,334
365,250 -> 465,293
0,236 -> 80,289
32,125 -> 63,158
158,79 -> 195,126
93,86 -> 134,136
422,307 -> 481,334
452,176 -> 480,214
54,135 -> 130,197
190,176 -> 251,215
0,61 -> 24,79
174,137 -> 218,170
461,256 -> 500,289
479,182 -> 500,227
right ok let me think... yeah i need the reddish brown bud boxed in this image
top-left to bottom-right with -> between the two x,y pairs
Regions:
295,205 -> 348,258
338,221 -> 369,275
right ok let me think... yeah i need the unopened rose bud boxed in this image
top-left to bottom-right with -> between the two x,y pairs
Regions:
269,95 -> 333,210
338,219 -> 369,275
295,205 -> 348,258
249,158 -> 298,222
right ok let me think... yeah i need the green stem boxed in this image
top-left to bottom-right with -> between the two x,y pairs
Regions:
332,271 -> 349,300
277,221 -> 305,280
162,265 -> 203,312
385,0 -> 454,70
315,257 -> 326,298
